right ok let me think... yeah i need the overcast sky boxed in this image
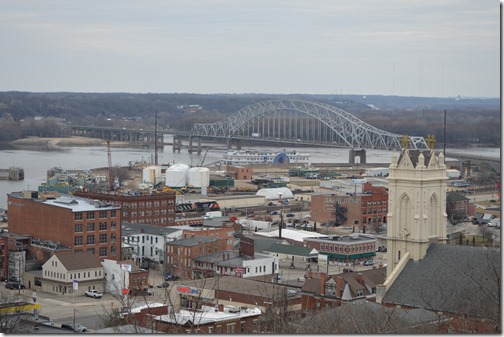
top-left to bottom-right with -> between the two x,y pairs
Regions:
0,0 -> 499,97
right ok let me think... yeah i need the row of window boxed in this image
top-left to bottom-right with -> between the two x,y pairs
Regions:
362,208 -> 387,215
320,242 -> 375,253
362,200 -> 387,206
122,200 -> 175,209
44,269 -> 102,280
74,210 -> 116,221
74,221 -> 117,233
75,233 -> 116,245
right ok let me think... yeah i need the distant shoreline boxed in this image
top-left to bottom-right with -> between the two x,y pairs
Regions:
10,136 -> 130,147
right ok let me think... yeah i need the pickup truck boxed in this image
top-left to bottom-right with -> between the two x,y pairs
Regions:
85,289 -> 103,299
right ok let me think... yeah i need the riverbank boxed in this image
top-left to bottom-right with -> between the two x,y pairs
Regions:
10,136 -> 129,147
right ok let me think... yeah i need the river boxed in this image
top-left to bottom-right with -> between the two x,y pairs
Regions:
0,140 -> 499,210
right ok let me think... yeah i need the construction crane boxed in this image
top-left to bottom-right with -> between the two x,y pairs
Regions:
197,147 -> 209,167
107,141 -> 114,191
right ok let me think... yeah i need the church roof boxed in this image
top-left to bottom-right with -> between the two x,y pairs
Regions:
383,243 -> 500,319
397,149 -> 433,168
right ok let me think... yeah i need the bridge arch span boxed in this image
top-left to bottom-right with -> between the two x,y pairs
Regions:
191,100 -> 427,150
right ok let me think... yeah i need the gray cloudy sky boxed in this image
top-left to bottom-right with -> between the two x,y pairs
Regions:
0,0 -> 499,97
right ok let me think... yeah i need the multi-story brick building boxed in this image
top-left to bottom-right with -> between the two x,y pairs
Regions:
73,190 -> 177,226
166,236 -> 227,279
8,191 -> 121,261
304,234 -> 376,264
311,183 -> 388,230
225,166 -> 253,180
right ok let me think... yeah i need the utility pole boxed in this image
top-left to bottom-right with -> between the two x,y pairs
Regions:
154,110 -> 158,166
443,110 -> 446,157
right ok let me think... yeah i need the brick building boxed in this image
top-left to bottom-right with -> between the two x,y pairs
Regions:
74,190 -> 177,226
8,191 -> 121,261
225,166 -> 253,180
311,183 -> 388,230
154,304 -> 262,333
304,234 -> 376,264
165,236 -> 228,279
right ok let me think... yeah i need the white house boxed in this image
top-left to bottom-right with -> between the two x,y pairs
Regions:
41,252 -> 104,296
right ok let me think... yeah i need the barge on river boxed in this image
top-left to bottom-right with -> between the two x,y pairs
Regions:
0,167 -> 24,180
221,149 -> 310,166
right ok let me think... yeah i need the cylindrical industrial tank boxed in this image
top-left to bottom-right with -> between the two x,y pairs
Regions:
165,163 -> 190,187
142,166 -> 159,185
187,167 -> 210,188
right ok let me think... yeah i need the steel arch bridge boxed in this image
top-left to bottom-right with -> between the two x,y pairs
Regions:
190,100 -> 428,150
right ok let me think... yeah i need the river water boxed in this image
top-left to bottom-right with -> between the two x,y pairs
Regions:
0,139 -> 499,210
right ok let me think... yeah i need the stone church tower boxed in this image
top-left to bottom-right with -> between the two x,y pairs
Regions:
385,136 -> 448,277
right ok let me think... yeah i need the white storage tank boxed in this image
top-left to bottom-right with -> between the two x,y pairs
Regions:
187,167 -> 210,188
142,166 -> 161,185
165,163 -> 190,187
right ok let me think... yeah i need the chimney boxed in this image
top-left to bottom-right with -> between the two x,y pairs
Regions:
357,272 -> 363,284
336,276 -> 344,298
319,272 -> 326,296
218,304 -> 224,312
222,252 -> 226,260
226,253 -> 230,260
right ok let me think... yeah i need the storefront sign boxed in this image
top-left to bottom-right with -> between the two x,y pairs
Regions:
177,286 -> 201,295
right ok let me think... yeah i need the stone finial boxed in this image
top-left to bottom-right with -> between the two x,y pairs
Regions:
400,135 -> 410,150
426,134 -> 436,150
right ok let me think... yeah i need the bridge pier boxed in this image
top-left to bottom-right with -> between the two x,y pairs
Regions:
226,138 -> 242,150
349,149 -> 366,165
173,135 -> 182,153
188,136 -> 202,154
461,160 -> 471,178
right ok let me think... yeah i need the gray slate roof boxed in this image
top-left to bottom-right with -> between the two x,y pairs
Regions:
383,243 -> 500,319
296,299 -> 444,334
263,243 -> 317,257
168,236 -> 219,247
56,251 -> 103,271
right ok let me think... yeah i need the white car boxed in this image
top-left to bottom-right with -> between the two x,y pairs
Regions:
85,289 -> 103,298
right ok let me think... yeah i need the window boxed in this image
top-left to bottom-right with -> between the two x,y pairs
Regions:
100,234 -> 107,244
99,211 -> 108,219
240,322 -> 245,333
110,221 -> 116,230
87,223 -> 95,232
99,247 -> 107,256
87,235 -> 95,244
226,324 -> 235,333
87,248 -> 95,254
111,233 -> 116,243
74,236 -> 83,246
356,289 -> 364,297
87,212 -> 95,220
74,224 -> 83,233
111,246 -> 117,256
111,210 -> 116,218
253,320 -> 258,332
99,222 -> 107,231
74,213 -> 83,220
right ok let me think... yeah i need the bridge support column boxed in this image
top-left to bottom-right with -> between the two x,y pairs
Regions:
461,160 -> 471,178
226,138 -> 241,150
188,136 -> 201,154
349,149 -> 366,164
173,135 -> 182,153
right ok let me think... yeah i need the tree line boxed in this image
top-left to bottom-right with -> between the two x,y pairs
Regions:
0,92 -> 499,146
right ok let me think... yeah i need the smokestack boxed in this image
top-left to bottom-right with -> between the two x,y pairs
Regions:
319,272 -> 326,296
336,276 -> 344,298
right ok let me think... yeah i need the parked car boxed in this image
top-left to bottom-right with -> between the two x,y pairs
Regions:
164,273 -> 180,281
269,210 -> 279,215
286,213 -> 295,218
130,288 -> 153,296
85,289 -> 103,299
119,307 -> 131,319
5,282 -> 24,290
363,260 -> 375,266
61,323 -> 87,332
157,282 -> 170,288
